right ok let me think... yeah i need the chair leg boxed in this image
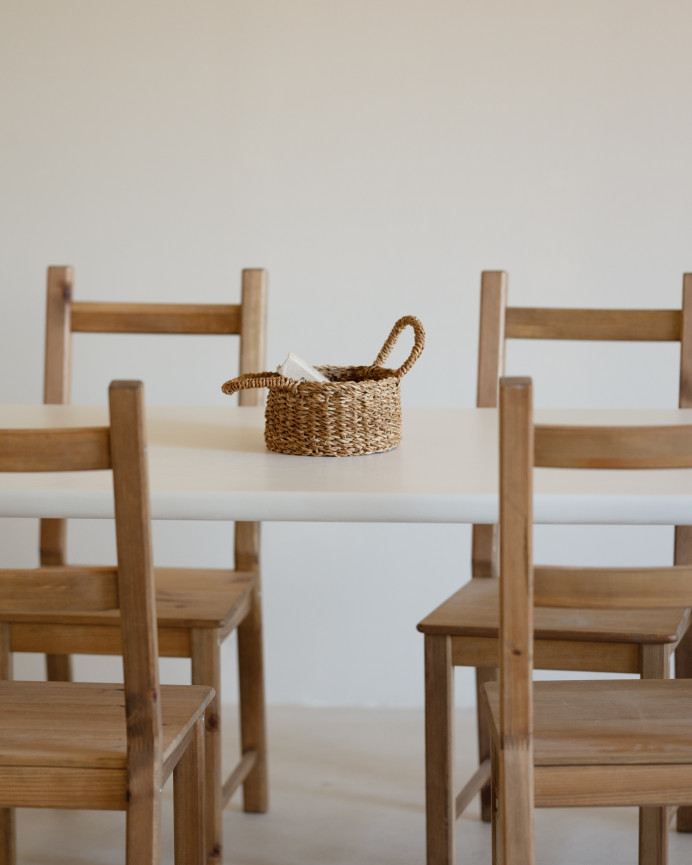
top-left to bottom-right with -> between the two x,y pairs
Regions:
674,625 -> 692,831
125,775 -> 161,865
497,746 -> 534,865
425,634 -> 455,865
0,809 -> 15,865
174,717 -> 206,865
490,739 -> 500,865
237,578 -> 268,813
639,805 -> 668,865
0,624 -> 11,682
0,625 -> 16,865
476,666 -> 498,822
46,654 -> 72,682
639,644 -> 670,865
191,629 -> 222,865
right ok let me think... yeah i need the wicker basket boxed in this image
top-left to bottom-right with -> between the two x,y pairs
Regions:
221,315 -> 425,456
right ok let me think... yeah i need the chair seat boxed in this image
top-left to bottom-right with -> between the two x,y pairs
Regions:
484,679 -> 692,766
3,566 -> 256,630
0,681 -> 213,770
417,578 -> 690,644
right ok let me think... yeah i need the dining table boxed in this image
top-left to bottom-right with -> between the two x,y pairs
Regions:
2,404 -> 692,526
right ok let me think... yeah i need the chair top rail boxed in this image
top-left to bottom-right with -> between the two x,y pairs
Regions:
505,307 -> 681,342
0,427 -> 111,471
534,423 -> 692,469
71,301 -> 242,335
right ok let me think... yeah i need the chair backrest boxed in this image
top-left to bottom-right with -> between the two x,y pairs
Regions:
472,270 -> 692,580
0,380 -> 162,785
497,375 -> 692,864
41,265 -> 268,571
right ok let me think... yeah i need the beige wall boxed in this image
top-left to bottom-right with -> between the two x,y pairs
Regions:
1,1 -> 691,706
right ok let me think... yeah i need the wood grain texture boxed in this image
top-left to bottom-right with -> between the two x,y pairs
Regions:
534,564 -> 692,609
497,378 -> 535,865
639,644 -> 670,865
678,274 -> 692,407
535,422 -> 692,469
0,380 -> 212,864
191,629 -> 221,864
474,667 -> 496,822
0,623 -> 11,681
237,572 -> 268,813
484,377 -> 692,865
505,307 -> 681,341
0,682 -> 209,768
109,382 -> 162,864
451,635 -> 641,673
42,267 -> 73,683
0,806 -> 15,865
675,274 -> 692,833
418,577 -> 688,644
0,427 -> 110,472
9,622 -> 190,656
41,266 -> 270,861
424,635 -> 454,865
238,269 -> 268,407
534,763 -> 692,808
476,271 -> 507,409
0,568 -> 118,612
43,266 -> 73,405
471,524 -> 498,579
222,751 -> 258,807
487,679 -> 692,766
1,568 -> 254,630
71,302 -> 241,335
422,278 -> 692,862
174,718 -> 205,865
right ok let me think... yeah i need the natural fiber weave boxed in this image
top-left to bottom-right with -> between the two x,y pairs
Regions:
221,315 -> 424,456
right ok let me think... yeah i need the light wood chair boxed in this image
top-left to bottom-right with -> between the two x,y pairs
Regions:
36,265 -> 268,865
0,380 -> 213,865
486,376 -> 692,865
417,271 -> 692,865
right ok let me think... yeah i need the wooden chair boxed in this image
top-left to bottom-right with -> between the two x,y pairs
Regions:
417,271 -> 692,865
36,265 -> 268,865
0,380 -> 213,865
485,376 -> 692,865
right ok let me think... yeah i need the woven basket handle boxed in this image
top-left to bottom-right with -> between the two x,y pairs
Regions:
221,371 -> 299,396
371,315 -> 425,378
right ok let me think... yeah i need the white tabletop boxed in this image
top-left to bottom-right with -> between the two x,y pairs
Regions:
1,404 -> 692,525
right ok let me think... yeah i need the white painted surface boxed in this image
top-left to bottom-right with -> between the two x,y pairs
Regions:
3,404 -> 692,525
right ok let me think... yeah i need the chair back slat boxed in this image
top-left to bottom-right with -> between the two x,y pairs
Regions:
534,564 -> 692,609
505,307 -> 681,342
534,423 -> 692,469
0,567 -> 119,612
71,301 -> 242,335
0,427 -> 111,472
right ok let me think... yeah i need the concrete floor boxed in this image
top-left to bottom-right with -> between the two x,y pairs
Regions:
14,706 -> 692,864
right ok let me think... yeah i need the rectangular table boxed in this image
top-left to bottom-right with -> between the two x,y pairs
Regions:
2,404 -> 692,525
